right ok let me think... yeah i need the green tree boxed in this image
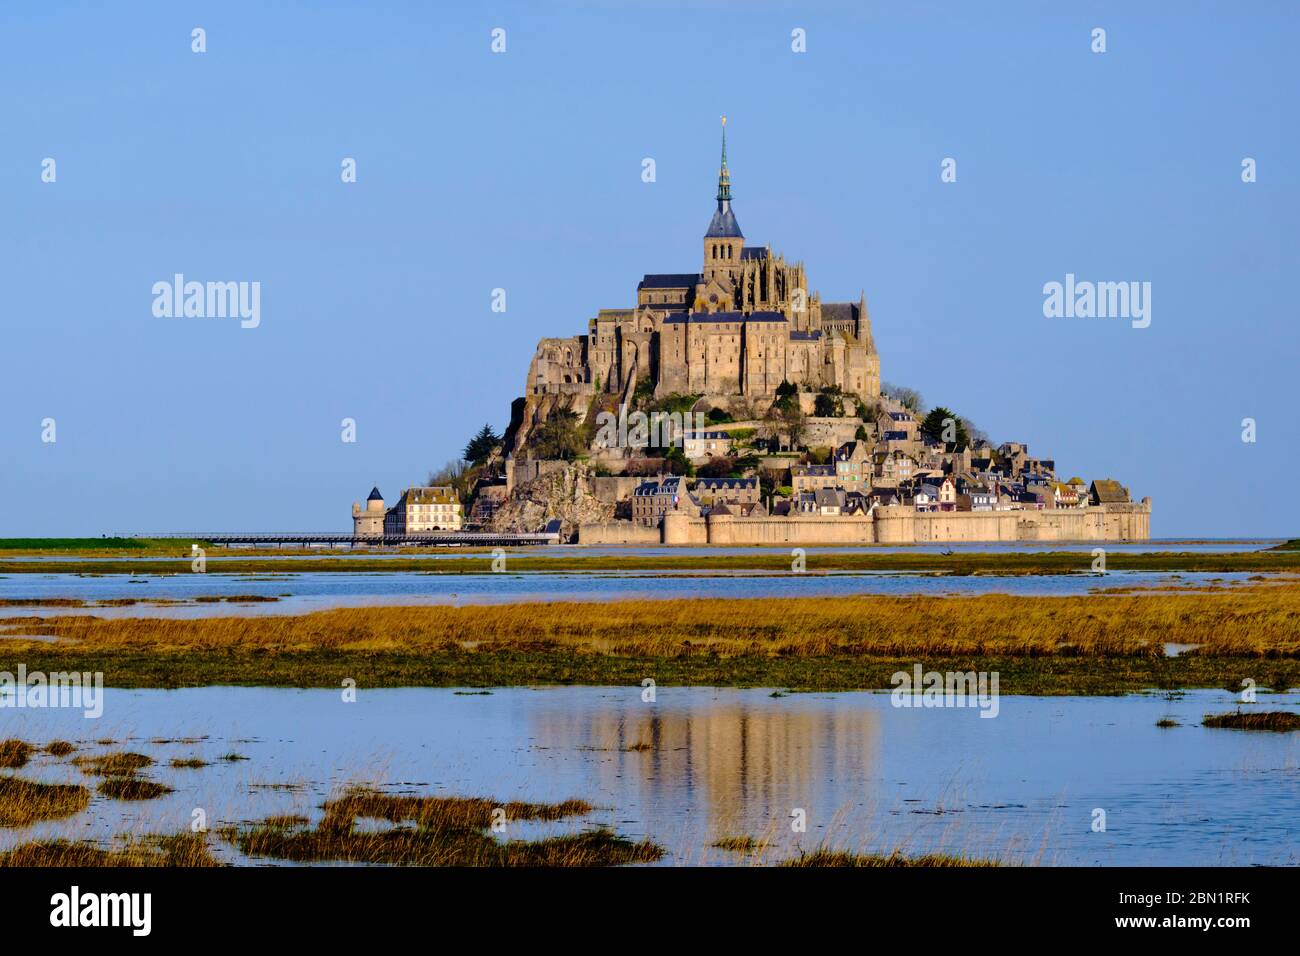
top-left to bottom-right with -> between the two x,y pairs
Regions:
462,424 -> 501,465
814,386 -> 844,417
920,406 -> 971,449
528,408 -> 587,460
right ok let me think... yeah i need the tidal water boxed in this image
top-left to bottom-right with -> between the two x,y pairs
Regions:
2,687 -> 1296,866
0,538 -> 1283,563
0,570 -> 1263,618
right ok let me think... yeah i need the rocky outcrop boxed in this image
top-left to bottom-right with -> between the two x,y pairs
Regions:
489,462 -> 614,540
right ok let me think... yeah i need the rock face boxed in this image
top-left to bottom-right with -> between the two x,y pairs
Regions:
489,462 -> 613,540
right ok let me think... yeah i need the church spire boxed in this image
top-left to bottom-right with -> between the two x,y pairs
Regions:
717,115 -> 732,202
705,115 -> 743,239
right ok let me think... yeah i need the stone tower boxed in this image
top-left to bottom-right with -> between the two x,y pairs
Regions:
352,486 -> 385,536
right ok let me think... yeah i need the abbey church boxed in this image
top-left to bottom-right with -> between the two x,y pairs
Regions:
520,119 -> 881,434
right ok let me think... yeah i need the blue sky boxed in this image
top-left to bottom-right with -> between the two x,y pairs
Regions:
2,1 -> 1296,537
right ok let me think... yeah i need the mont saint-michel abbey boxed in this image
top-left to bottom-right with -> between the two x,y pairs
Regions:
525,121 -> 881,409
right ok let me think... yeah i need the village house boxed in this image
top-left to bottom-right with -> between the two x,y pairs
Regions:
1049,480 -> 1085,509
913,483 -> 937,512
791,463 -> 839,495
1089,479 -> 1131,506
868,486 -> 900,508
682,430 -> 735,460
632,476 -> 692,526
815,487 -> 846,516
833,440 -> 870,491
872,450 -> 915,487
693,477 -> 759,507
957,484 -> 996,512
382,486 -> 463,535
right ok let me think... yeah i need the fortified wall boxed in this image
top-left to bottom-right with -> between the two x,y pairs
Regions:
579,500 -> 1151,546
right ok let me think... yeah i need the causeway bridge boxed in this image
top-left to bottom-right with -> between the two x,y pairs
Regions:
115,531 -> 561,548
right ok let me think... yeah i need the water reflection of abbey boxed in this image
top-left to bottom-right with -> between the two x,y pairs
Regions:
532,700 -> 880,838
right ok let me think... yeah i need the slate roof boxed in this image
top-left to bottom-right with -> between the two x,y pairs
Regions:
740,246 -> 768,260
793,464 -> 835,477
367,487 -> 383,501
639,273 -> 701,290
696,478 -> 756,490
1090,479 -> 1130,504
705,200 -> 743,238
405,486 -> 458,505
822,302 -> 875,351
662,311 -> 786,324
820,303 -> 859,325
835,441 -> 867,461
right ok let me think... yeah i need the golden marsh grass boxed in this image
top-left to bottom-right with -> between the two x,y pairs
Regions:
4,586 -> 1299,692
9,587 -> 1300,658
10,587 -> 1300,660
222,787 -> 663,866
0,833 -> 221,867
1202,711 -> 1300,731
0,776 -> 92,826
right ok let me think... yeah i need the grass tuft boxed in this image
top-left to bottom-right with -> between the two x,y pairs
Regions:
0,740 -> 33,769
712,836 -> 766,853
73,752 -> 153,776
0,776 -> 91,826
169,757 -> 209,769
97,777 -> 174,801
1202,711 -> 1300,731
